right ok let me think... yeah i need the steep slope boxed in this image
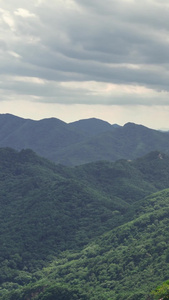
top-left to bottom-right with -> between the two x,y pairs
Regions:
0,148 -> 169,284
3,188 -> 169,300
73,158 -> 155,203
74,150 -> 169,199
0,148 -> 124,267
40,189 -> 169,300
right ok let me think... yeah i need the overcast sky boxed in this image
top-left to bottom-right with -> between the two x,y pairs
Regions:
1,0 -> 169,128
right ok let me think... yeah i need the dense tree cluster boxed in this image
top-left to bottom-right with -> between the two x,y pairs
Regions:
0,148 -> 169,299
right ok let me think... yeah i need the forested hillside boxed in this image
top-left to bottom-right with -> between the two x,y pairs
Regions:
1,114 -> 169,165
2,189 -> 169,299
0,148 -> 169,299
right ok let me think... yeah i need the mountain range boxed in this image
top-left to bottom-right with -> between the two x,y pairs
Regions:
0,148 -> 169,299
1,113 -> 169,165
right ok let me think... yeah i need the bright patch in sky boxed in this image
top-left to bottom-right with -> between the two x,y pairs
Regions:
14,8 -> 36,18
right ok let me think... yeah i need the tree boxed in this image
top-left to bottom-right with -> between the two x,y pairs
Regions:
151,280 -> 169,300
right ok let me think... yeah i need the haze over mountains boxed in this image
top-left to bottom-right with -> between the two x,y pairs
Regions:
0,113 -> 169,165
1,113 -> 169,299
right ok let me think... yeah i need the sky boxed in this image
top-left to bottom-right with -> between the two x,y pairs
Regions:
1,0 -> 169,129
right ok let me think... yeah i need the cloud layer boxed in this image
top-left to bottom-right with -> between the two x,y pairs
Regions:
1,0 -> 169,105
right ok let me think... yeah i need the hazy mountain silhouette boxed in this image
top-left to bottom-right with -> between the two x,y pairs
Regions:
0,113 -> 169,165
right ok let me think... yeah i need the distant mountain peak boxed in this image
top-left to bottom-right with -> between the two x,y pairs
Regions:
112,123 -> 121,128
69,117 -> 111,125
69,117 -> 113,136
0,113 -> 169,165
123,122 -> 144,128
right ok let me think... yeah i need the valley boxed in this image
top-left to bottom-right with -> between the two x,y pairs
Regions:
0,145 -> 168,299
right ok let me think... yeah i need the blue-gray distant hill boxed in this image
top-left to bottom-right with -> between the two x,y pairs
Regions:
69,117 -> 119,136
0,113 -> 169,165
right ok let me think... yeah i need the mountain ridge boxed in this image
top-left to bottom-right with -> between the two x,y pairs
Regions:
1,113 -> 169,165
0,148 -> 169,299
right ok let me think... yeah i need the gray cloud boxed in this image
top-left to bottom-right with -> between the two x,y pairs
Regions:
1,0 -> 169,105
